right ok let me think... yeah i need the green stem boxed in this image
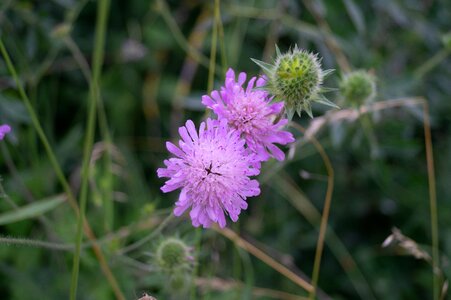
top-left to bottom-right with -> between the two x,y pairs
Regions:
69,0 -> 111,298
207,0 -> 219,93
214,0 -> 227,75
156,0 -> 221,75
117,213 -> 174,255
358,108 -> 380,159
0,40 -> 74,218
414,47 -> 451,79
1,27 -> 124,300
422,101 -> 440,300
0,235 -> 73,251
190,228 -> 203,300
290,123 -> 335,300
64,35 -> 115,232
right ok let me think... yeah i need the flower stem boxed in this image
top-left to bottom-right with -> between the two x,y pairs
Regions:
216,226 -> 314,293
291,123 -> 334,300
0,235 -> 73,251
422,101 -> 440,300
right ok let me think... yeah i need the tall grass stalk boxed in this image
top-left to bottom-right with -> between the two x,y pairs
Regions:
302,0 -> 351,73
156,0 -> 221,74
216,227 -> 314,293
422,101 -> 440,300
0,36 -> 124,299
291,97 -> 439,299
290,123 -> 335,300
214,0 -> 227,74
68,0 -> 118,299
0,235 -> 73,251
64,35 -> 115,232
273,173 -> 376,300
207,0 -> 219,94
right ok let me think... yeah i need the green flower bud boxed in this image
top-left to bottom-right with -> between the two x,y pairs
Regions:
252,45 -> 338,119
339,70 -> 376,106
155,237 -> 193,273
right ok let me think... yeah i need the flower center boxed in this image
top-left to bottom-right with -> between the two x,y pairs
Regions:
227,95 -> 268,134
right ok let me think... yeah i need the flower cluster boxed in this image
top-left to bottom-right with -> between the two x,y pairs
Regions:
202,69 -> 294,161
158,69 -> 294,228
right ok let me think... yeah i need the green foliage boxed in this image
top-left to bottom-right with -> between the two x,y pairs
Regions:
0,194 -> 65,226
0,0 -> 450,299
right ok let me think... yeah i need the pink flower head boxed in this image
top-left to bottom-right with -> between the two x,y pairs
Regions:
0,124 -> 11,140
157,118 -> 260,228
202,68 -> 295,161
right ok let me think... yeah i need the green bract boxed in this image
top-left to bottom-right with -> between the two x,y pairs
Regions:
252,45 -> 338,119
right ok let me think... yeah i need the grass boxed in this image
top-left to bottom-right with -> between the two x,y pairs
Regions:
0,1 -> 448,299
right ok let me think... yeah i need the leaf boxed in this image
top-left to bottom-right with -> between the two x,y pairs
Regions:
0,195 -> 66,225
305,104 -> 314,118
0,95 -> 30,123
342,0 -> 366,34
275,44 -> 281,57
286,108 -> 295,121
315,96 -> 340,109
320,86 -> 338,93
322,68 -> 335,78
250,58 -> 274,74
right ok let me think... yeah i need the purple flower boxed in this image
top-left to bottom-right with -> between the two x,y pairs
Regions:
0,124 -> 11,140
202,68 -> 295,161
157,119 -> 260,228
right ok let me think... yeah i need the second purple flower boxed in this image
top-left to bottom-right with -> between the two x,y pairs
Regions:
202,68 -> 294,162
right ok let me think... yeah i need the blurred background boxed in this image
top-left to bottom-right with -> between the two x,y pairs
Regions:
0,0 -> 450,299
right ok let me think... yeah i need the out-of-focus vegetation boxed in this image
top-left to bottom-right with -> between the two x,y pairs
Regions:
0,0 -> 450,299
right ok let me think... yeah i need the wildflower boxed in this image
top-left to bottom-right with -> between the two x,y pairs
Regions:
252,45 -> 337,119
339,70 -> 376,106
157,119 -> 260,228
202,68 -> 294,161
0,124 -> 11,140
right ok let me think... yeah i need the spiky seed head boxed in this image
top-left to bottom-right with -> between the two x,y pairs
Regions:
274,49 -> 322,107
155,238 -> 192,273
339,70 -> 376,106
252,45 -> 338,119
